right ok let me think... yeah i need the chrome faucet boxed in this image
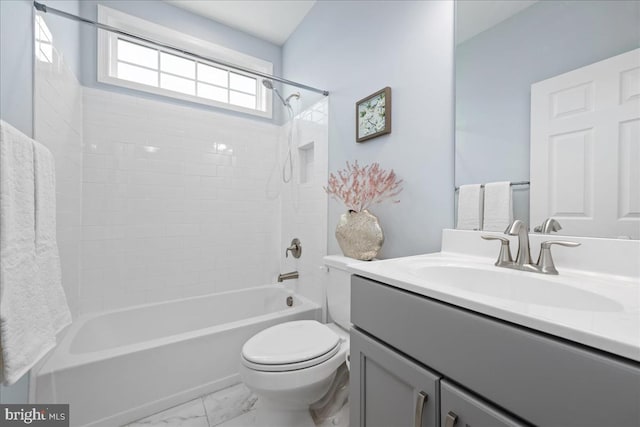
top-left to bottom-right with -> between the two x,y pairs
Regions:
278,271 -> 299,282
534,218 -> 562,234
482,220 -> 580,275
505,219 -> 534,269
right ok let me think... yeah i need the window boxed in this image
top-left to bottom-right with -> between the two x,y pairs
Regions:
97,6 -> 273,117
35,15 -> 53,63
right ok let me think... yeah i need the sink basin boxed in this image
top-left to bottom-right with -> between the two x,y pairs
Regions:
347,231 -> 640,362
411,265 -> 623,312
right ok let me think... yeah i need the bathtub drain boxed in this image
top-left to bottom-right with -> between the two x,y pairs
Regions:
286,296 -> 293,307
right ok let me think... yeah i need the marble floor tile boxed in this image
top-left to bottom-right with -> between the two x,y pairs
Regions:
316,402 -> 349,427
202,383 -> 258,426
215,410 -> 258,427
126,399 -> 209,427
126,382 -> 349,427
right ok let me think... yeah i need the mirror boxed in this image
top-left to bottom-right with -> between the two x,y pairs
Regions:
455,0 -> 640,239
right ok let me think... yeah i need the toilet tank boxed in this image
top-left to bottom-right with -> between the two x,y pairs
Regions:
324,255 -> 368,330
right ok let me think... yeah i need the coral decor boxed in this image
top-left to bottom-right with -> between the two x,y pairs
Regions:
324,161 -> 403,212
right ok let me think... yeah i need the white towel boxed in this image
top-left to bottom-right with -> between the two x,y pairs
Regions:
483,181 -> 513,231
34,141 -> 71,334
0,121 -> 68,385
456,184 -> 483,230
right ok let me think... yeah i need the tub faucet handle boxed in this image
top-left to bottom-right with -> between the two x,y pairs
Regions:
285,238 -> 302,258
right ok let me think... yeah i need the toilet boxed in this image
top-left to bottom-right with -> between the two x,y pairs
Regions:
239,255 -> 361,426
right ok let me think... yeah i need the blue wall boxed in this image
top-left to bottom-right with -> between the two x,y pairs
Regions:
283,0 -> 455,257
455,0 -> 640,187
78,0 -> 284,123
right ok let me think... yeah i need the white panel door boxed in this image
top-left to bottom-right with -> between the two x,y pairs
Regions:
531,48 -> 640,239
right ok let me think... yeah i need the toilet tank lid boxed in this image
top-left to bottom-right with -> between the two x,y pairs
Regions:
323,255 -> 371,270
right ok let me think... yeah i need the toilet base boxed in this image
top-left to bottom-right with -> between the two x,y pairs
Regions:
238,322 -> 351,426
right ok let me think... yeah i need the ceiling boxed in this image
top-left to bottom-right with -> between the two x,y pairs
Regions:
165,0 -> 316,46
456,0 -> 538,44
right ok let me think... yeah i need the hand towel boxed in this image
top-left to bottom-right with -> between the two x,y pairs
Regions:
34,141 -> 71,334
456,184 -> 483,230
483,181 -> 513,231
0,120 -> 57,385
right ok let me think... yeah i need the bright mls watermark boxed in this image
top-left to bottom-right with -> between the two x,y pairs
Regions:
1,405 -> 69,426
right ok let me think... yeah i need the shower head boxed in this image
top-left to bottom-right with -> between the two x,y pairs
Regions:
262,79 -> 299,107
262,79 -> 287,106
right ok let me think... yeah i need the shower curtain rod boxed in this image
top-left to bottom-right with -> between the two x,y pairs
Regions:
33,1 -> 330,97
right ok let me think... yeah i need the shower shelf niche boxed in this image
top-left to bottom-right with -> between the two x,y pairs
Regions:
298,140 -> 315,184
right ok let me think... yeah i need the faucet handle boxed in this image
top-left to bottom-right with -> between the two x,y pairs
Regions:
285,238 -> 302,258
536,240 -> 581,275
534,218 -> 562,234
540,240 -> 580,249
481,235 -> 510,243
481,235 -> 513,267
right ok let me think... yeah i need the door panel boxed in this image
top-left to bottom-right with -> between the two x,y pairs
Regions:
531,48 -> 640,238
350,328 -> 441,427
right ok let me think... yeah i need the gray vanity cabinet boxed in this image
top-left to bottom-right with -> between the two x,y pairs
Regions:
350,328 -> 441,427
350,275 -> 640,427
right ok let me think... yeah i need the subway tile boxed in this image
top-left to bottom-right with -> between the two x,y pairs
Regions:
35,47 -> 83,319
84,153 -> 116,170
75,87 -> 326,313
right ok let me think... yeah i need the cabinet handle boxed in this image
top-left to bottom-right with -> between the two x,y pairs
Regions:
444,411 -> 458,427
414,391 -> 428,427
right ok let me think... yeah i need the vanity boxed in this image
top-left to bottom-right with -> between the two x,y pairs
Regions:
347,229 -> 640,427
348,2 -> 640,425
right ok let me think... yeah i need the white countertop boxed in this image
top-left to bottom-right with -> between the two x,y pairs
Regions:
347,230 -> 640,362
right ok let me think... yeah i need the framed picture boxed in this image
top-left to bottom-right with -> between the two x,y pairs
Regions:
356,87 -> 391,142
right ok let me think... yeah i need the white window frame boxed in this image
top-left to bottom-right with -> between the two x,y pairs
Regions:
97,5 -> 273,118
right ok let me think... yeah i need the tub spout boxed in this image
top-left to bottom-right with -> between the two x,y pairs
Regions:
278,271 -> 299,282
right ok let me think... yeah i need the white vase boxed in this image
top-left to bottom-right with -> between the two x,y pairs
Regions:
335,210 -> 384,261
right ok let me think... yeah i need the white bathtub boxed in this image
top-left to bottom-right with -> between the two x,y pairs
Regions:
34,286 -> 321,427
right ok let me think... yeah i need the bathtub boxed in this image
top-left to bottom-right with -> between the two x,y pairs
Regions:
34,285 -> 321,427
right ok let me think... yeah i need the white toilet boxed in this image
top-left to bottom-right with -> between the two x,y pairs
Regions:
239,255 -> 360,426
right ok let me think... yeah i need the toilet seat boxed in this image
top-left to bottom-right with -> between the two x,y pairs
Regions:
242,342 -> 341,372
241,320 -> 342,372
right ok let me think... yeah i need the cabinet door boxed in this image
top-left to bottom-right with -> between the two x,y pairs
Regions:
440,380 -> 528,427
350,328 -> 441,427
353,276 -> 640,426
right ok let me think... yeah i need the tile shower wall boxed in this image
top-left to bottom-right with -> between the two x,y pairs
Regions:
80,88 -> 281,312
279,99 -> 329,308
34,34 -> 84,319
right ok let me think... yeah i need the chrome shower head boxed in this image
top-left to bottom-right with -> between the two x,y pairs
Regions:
262,79 -> 274,90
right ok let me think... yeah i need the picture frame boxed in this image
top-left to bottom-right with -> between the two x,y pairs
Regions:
356,87 -> 391,142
